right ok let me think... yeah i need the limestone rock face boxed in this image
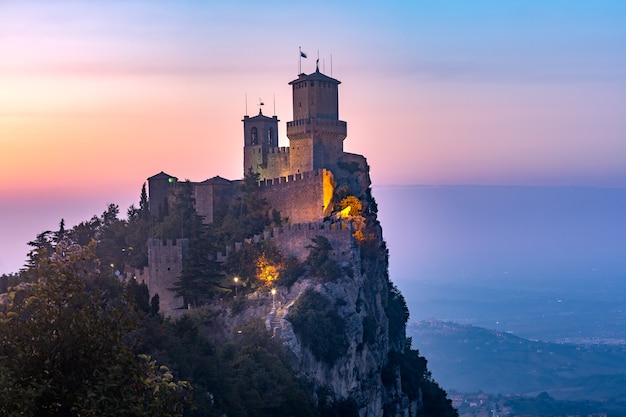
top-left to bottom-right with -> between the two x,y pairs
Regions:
227,161 -> 418,417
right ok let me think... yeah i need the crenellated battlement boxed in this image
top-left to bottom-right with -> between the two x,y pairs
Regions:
256,168 -> 328,188
148,238 -> 188,248
217,219 -> 356,263
122,266 -> 149,283
265,146 -> 290,154
255,168 -> 334,223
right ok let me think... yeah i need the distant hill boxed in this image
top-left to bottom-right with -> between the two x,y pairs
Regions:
409,319 -> 626,401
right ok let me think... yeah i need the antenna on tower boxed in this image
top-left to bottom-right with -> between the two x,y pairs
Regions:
245,93 -> 248,116
273,94 -> 276,116
330,54 -> 333,77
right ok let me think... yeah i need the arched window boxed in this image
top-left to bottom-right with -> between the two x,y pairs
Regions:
251,127 -> 258,145
267,127 -> 273,145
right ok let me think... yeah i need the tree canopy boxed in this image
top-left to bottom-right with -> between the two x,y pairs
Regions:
0,243 -> 190,416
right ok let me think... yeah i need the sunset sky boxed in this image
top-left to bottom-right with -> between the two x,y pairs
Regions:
1,1 -> 625,274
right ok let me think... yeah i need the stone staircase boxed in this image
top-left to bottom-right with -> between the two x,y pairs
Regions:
270,307 -> 287,337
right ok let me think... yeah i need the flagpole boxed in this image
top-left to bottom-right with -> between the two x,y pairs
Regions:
299,47 -> 307,74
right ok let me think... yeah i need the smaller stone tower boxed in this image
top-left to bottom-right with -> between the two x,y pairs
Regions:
147,171 -> 178,219
287,67 -> 347,174
243,109 -> 289,179
146,238 -> 188,314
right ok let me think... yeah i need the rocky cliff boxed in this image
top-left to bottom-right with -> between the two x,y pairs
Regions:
197,156 -> 455,417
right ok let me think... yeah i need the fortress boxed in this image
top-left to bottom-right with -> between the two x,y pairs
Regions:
145,65 -> 370,314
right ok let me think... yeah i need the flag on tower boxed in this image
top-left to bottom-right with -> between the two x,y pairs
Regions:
298,47 -> 307,74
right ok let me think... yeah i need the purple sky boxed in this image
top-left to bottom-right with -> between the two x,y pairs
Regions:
1,1 -> 625,274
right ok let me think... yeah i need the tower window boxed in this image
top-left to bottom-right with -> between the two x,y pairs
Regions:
267,127 -> 273,145
251,127 -> 258,145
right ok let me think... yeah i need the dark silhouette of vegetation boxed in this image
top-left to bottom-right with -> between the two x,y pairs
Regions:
318,394 -> 359,417
385,283 -> 409,343
287,288 -> 349,364
155,181 -> 197,240
132,315 -> 317,417
216,169 -> 275,246
383,338 -> 458,417
172,212 -> 224,307
125,182 -> 151,268
306,236 -> 342,282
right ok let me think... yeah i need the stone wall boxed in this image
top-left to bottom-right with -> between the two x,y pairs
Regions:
261,146 -> 291,179
270,221 -> 355,263
288,136 -> 314,175
194,183 -> 217,223
256,169 -> 334,224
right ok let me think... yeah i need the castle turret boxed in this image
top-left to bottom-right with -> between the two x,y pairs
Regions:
287,68 -> 347,174
242,109 -> 279,178
147,238 -> 188,314
147,171 -> 178,219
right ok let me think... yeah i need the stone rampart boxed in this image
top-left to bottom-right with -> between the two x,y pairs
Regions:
271,221 -> 355,263
217,219 -> 355,264
148,221 -> 355,317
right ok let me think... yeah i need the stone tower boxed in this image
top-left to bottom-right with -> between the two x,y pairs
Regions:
147,171 -> 178,219
146,238 -> 188,313
287,67 -> 347,174
242,109 -> 288,179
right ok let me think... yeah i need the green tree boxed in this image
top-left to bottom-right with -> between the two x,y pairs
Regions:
386,283 -> 409,344
220,319 -> 316,417
125,183 -> 152,269
95,204 -> 129,275
0,243 -> 189,416
172,214 -> 224,307
24,230 -> 54,269
52,218 -> 66,245
155,181 -> 196,240
217,169 -> 273,245
287,288 -> 348,364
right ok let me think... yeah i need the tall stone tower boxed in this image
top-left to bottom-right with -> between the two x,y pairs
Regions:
243,109 -> 288,179
287,68 -> 347,174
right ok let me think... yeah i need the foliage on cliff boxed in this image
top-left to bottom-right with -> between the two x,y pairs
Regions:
287,288 -> 349,365
1,182 -> 459,417
216,169 -> 278,245
0,244 -> 190,416
305,236 -> 342,282
1,243 -> 317,416
134,314 -> 317,417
